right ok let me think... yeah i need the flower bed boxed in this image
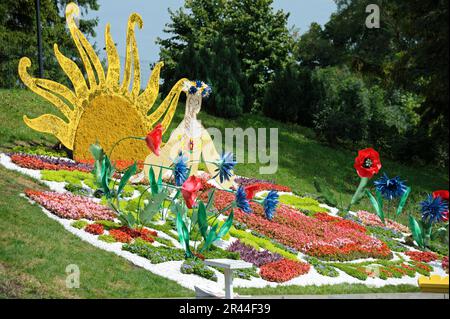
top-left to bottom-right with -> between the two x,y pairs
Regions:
405,251 -> 439,263
207,190 -> 391,260
227,240 -> 282,267
25,190 -> 115,220
259,258 -> 310,282
10,153 -> 92,172
314,212 -> 367,233
84,223 -> 104,235
357,210 -> 409,233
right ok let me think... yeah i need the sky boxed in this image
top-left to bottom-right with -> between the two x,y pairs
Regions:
83,0 -> 336,85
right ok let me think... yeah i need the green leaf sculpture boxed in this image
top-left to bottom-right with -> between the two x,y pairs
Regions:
117,162 -> 137,197
396,186 -> 411,217
366,189 -> 385,223
176,210 -> 193,258
197,201 -> 208,239
409,215 -> 424,248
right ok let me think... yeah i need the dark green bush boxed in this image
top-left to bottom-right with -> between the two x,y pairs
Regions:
311,67 -> 372,145
262,65 -> 314,126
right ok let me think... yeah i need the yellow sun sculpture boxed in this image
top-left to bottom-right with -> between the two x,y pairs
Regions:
18,2 -> 186,161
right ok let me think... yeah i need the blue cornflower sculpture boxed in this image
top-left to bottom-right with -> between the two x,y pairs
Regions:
374,173 -> 408,200
421,194 -> 448,224
235,185 -> 252,213
214,152 -> 237,183
263,190 -> 279,221
173,152 -> 189,186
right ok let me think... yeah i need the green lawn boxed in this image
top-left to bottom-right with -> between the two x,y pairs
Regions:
0,88 -> 448,298
236,283 -> 420,296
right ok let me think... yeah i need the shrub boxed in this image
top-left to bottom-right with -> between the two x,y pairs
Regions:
311,67 -> 372,146
180,259 -> 217,282
260,259 -> 310,283
263,65 -> 314,126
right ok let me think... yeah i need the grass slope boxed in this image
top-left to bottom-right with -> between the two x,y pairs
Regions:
235,283 -> 420,296
0,166 -> 193,298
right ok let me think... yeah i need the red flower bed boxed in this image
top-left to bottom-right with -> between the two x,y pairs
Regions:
234,177 -> 292,193
118,226 -> 157,243
109,229 -> 133,243
314,212 -> 367,233
85,223 -> 104,235
11,154 -> 92,172
260,259 -> 310,282
204,190 -> 391,260
25,190 -> 115,220
405,251 -> 439,263
442,256 -> 448,273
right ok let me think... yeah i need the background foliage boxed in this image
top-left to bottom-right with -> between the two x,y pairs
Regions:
0,0 -> 448,166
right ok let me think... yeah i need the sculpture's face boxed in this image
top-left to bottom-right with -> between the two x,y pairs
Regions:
187,94 -> 202,115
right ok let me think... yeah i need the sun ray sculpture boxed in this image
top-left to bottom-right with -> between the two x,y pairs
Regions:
18,2 -> 186,161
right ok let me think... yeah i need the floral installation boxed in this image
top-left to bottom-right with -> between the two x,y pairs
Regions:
25,190 -> 115,220
10,153 -> 92,172
259,259 -> 310,283
405,251 -> 438,263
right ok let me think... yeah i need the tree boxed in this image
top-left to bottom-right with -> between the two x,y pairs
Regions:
0,0 -> 99,88
157,0 -> 293,113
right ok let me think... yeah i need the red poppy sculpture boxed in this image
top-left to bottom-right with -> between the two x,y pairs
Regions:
181,175 -> 203,209
354,148 -> 382,178
145,123 -> 163,156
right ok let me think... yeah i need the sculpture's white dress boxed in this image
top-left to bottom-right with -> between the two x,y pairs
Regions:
143,85 -> 234,189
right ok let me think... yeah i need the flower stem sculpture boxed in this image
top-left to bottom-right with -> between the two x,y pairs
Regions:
366,173 -> 411,223
409,192 -> 448,249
